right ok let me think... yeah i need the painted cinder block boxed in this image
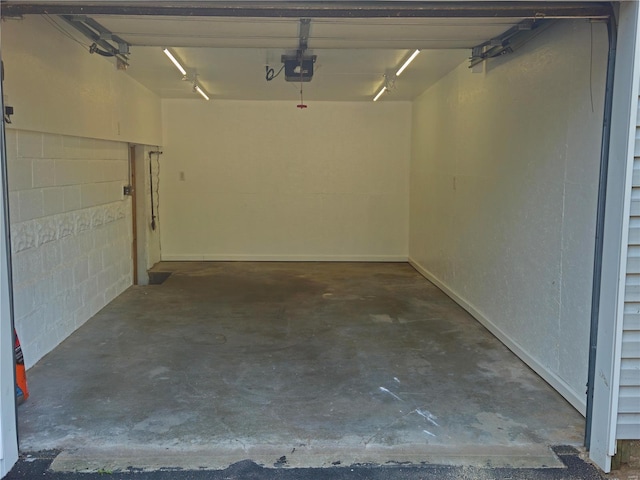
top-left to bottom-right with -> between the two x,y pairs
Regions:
42,187 -> 65,216
84,276 -> 99,305
32,159 -> 56,188
42,133 -> 64,159
11,221 -> 37,254
40,242 -> 61,272
72,256 -> 89,285
62,135 -> 91,160
20,309 -> 43,348
18,189 -> 43,221
54,159 -> 78,186
8,159 -> 33,191
33,276 -> 54,306
57,212 -> 74,239
5,129 -> 18,160
53,266 -> 73,297
9,192 -> 20,224
36,217 -> 57,246
7,131 -> 135,368
88,250 -> 102,277
63,185 -> 81,211
17,131 -> 43,159
12,286 -> 34,320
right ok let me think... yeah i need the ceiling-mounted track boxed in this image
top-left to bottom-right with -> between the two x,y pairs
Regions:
1,2 -> 613,19
469,18 -> 556,67
299,18 -> 311,52
58,15 -> 131,67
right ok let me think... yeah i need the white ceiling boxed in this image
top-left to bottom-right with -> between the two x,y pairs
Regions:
80,15 -> 527,101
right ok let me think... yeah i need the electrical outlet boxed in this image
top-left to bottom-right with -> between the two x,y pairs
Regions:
123,185 -> 133,196
179,172 -> 185,181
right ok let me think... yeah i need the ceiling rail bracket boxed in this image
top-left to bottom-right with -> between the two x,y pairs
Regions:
469,18 -> 556,68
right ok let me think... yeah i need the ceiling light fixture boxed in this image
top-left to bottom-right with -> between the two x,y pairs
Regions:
194,85 -> 210,101
395,49 -> 421,77
164,48 -> 210,101
372,49 -> 420,102
373,86 -> 387,102
163,48 -> 187,76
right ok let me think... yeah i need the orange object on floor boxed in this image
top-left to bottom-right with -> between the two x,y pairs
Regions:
14,330 -> 28,403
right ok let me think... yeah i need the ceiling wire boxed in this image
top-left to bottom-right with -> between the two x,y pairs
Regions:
41,14 -> 92,50
265,64 -> 285,81
297,73 -> 306,109
42,14 -> 128,63
297,52 -> 307,109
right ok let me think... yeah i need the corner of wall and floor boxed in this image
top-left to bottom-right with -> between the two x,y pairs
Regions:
407,19 -> 608,416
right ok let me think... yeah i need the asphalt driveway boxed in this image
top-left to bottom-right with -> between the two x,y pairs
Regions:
4,446 -> 607,480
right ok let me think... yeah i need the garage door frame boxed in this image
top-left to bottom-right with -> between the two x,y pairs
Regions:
0,1 -> 616,19
0,59 -> 20,478
0,0 -> 633,475
588,1 -> 640,473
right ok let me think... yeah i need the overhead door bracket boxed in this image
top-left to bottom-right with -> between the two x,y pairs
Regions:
469,18 -> 556,68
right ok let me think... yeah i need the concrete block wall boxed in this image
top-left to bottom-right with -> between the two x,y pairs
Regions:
6,129 -> 133,368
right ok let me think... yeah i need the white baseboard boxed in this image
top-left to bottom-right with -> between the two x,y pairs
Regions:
161,254 -> 409,262
408,257 -> 587,416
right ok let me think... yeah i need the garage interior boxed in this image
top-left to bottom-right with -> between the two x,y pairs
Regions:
1,1 -> 612,472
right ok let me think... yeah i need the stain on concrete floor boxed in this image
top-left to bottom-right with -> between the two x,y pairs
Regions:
18,262 -> 585,471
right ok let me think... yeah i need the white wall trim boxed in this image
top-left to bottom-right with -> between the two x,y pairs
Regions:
2,16 -> 162,146
409,257 -> 587,416
162,254 -> 409,262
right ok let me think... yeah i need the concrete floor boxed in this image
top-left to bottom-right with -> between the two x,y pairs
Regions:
18,262 -> 585,472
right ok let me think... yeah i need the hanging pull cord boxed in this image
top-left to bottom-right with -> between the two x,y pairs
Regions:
148,150 -> 163,231
149,152 -> 156,231
297,56 -> 307,109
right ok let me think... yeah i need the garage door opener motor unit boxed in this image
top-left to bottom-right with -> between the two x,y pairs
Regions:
281,51 -> 317,82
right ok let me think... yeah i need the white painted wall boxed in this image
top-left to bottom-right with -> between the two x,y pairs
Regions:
134,145 -> 162,285
1,15 -> 162,367
1,15 -> 161,145
160,100 -> 410,261
409,20 -> 608,413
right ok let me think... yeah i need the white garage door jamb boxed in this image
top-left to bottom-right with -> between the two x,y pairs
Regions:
589,1 -> 640,473
0,56 -> 19,477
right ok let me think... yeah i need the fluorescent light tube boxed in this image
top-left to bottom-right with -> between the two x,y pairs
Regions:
195,85 -> 210,101
163,48 -> 187,76
373,86 -> 386,102
396,49 -> 420,77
